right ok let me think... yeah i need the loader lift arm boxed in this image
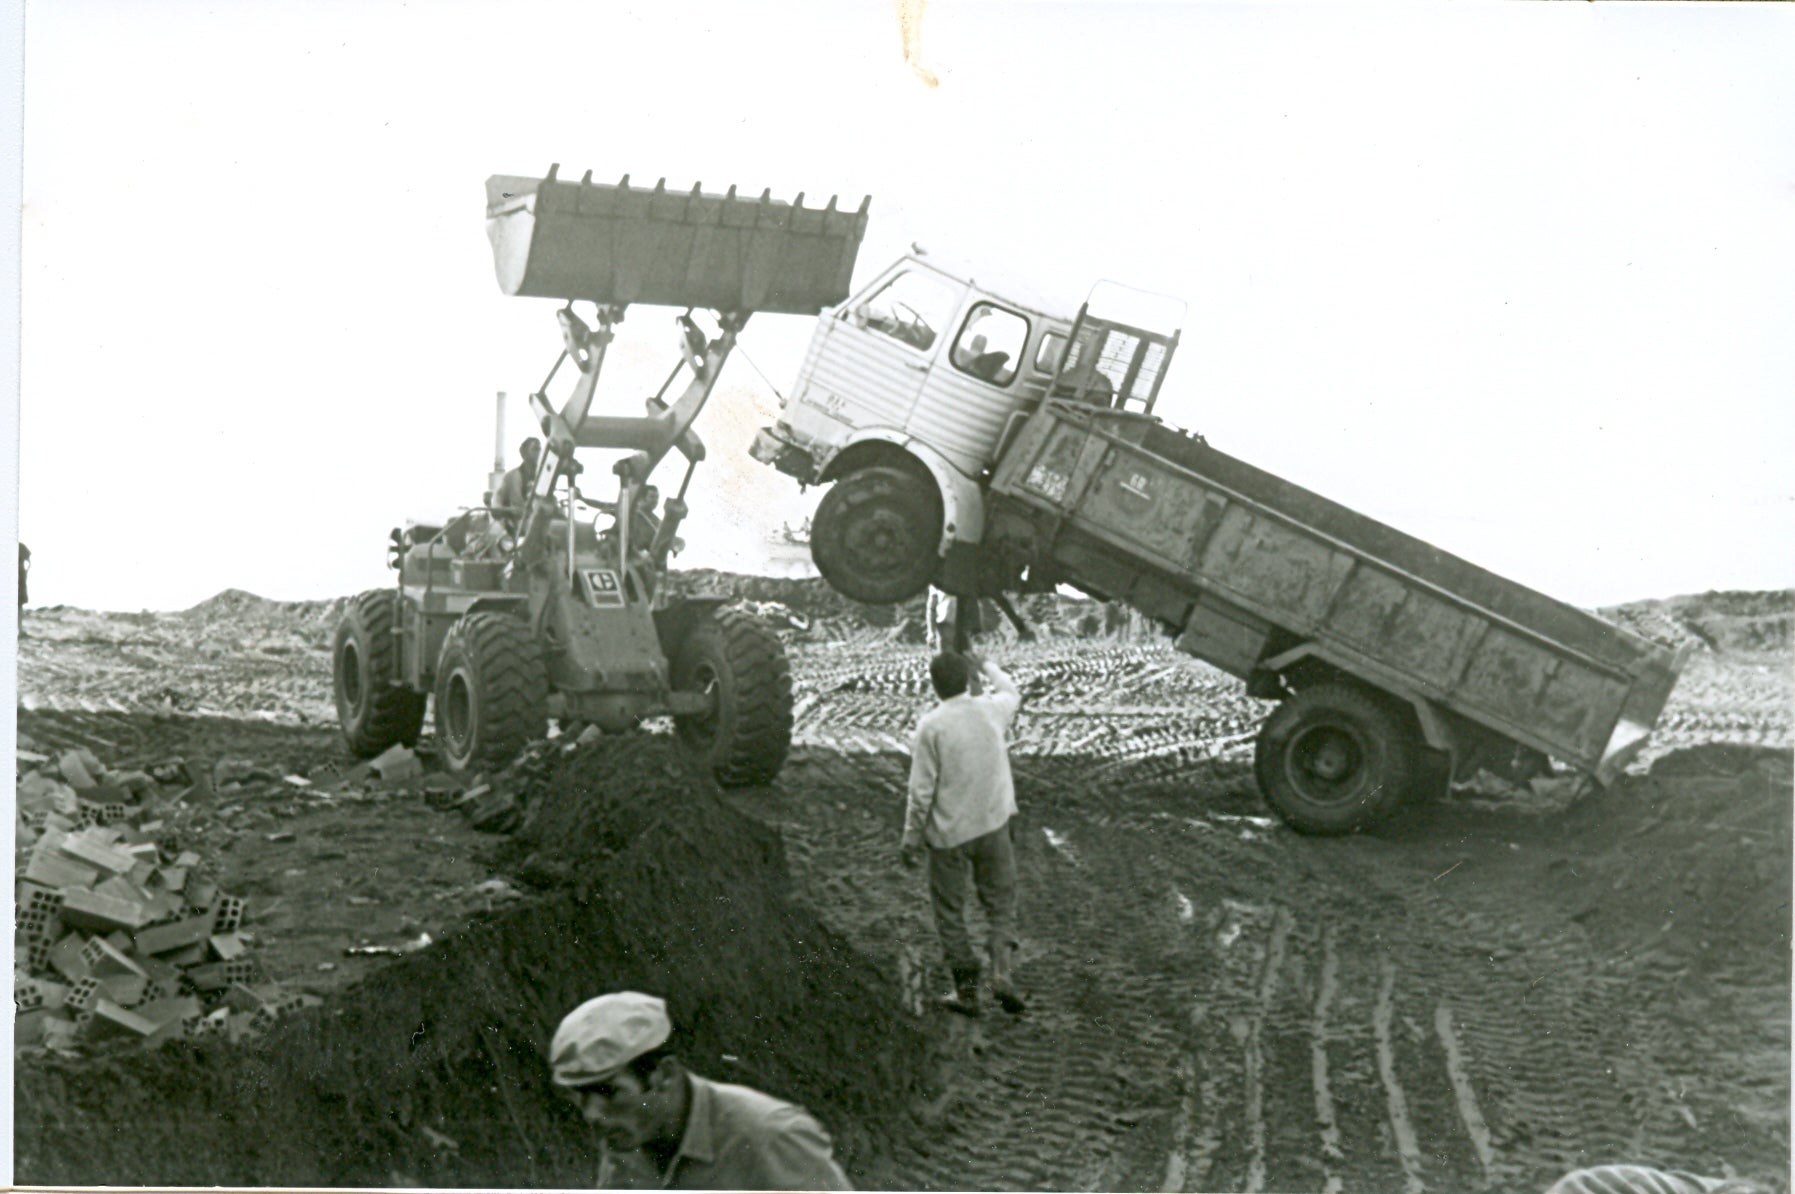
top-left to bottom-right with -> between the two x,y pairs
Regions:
516,303 -> 745,569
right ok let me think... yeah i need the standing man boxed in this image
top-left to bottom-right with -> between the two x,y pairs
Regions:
548,991 -> 853,1191
901,651 -> 1027,1016
494,437 -> 542,528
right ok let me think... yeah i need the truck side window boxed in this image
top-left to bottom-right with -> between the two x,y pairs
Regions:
1034,333 -> 1067,375
852,270 -> 961,352
949,303 -> 1029,386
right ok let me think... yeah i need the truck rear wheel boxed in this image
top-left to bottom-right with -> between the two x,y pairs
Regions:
1254,682 -> 1417,835
433,612 -> 548,773
334,589 -> 427,758
671,607 -> 794,787
811,465 -> 942,605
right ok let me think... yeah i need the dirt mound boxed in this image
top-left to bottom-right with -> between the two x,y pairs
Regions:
1548,743 -> 1792,970
15,737 -> 930,1187
177,589 -> 352,650
1600,589 -> 1794,656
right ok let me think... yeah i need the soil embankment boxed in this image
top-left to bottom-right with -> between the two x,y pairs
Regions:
16,737 -> 928,1187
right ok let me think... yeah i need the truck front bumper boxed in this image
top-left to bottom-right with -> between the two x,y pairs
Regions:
749,427 -> 819,484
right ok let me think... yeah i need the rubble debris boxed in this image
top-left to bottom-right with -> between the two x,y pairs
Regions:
13,746 -> 314,1056
214,757 -> 281,788
465,788 -> 519,833
344,932 -> 433,957
146,758 -> 193,786
369,744 -> 423,785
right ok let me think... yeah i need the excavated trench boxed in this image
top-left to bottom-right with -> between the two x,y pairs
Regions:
14,737 -> 931,1188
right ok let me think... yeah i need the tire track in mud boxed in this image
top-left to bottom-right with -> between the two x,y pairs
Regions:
895,787 -> 1199,1191
1309,926 -> 1346,1194
1372,957 -> 1426,1194
1056,775 -> 1785,1194
761,750 -> 1213,1190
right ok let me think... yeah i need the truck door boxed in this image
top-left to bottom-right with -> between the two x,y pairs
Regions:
906,300 -> 1042,475
793,264 -> 966,436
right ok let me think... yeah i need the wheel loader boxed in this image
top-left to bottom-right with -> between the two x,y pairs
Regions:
332,167 -> 870,783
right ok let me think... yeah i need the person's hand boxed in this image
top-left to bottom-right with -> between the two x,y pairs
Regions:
900,843 -> 924,870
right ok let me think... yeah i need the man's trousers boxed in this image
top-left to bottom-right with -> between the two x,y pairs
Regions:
927,821 -> 1019,972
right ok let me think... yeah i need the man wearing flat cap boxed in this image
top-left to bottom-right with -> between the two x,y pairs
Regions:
549,991 -> 853,1190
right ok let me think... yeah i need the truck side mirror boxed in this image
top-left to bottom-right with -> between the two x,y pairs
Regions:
849,305 -> 870,329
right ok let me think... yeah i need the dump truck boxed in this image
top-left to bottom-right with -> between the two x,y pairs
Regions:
333,168 -> 869,784
750,256 -> 1685,832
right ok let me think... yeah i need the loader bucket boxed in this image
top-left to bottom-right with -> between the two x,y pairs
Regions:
485,170 -> 870,315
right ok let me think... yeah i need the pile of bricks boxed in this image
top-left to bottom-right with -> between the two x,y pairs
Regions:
14,747 -> 319,1053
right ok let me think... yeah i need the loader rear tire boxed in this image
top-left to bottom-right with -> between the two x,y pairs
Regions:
1253,682 -> 1417,835
811,465 -> 942,605
671,606 -> 794,787
334,589 -> 427,758
433,612 -> 548,773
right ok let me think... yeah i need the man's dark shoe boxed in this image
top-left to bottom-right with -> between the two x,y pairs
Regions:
935,966 -> 982,1017
990,979 -> 1028,1016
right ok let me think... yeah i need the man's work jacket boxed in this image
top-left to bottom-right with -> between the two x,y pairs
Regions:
596,1074 -> 852,1190
903,662 -> 1022,851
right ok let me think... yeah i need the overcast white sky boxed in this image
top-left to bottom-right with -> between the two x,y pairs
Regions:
14,0 -> 1795,612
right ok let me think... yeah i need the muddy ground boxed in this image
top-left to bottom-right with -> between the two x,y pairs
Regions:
13,582 -> 1793,1191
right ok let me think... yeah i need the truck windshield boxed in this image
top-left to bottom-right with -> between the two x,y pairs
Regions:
853,269 -> 962,352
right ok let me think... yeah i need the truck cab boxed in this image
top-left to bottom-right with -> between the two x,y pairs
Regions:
751,254 -> 1180,603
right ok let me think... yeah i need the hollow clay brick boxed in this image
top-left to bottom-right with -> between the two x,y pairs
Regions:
59,887 -> 150,933
208,933 -> 247,961
89,998 -> 159,1038
132,914 -> 215,956
97,972 -> 149,1007
49,934 -> 95,982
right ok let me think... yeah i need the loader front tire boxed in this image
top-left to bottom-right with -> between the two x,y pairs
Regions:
811,465 -> 942,605
1253,682 -> 1417,835
433,612 -> 548,773
672,607 -> 794,787
334,589 -> 427,758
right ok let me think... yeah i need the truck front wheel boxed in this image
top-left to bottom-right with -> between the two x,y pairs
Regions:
433,613 -> 548,772
811,465 -> 942,605
672,607 -> 795,787
1253,682 -> 1417,835
334,589 -> 427,757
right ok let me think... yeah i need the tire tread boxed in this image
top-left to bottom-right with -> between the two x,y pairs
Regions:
335,589 -> 427,757
436,613 -> 547,770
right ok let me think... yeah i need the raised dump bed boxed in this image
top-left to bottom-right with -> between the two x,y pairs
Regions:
987,400 -> 1687,832
485,168 -> 870,314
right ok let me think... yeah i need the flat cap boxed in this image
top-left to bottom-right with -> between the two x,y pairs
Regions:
549,991 -> 672,1086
